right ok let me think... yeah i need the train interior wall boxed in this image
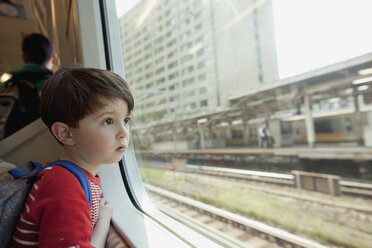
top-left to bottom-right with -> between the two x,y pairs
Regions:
0,119 -> 62,166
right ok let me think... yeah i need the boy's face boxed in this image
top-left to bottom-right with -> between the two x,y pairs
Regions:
69,97 -> 131,167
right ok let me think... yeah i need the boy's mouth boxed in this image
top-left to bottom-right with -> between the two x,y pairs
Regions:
116,145 -> 127,153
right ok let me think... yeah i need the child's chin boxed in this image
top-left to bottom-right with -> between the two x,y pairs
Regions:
113,155 -> 125,163
103,156 -> 124,165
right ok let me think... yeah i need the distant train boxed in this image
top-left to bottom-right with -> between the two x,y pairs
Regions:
219,109 -> 371,147
141,108 -> 371,149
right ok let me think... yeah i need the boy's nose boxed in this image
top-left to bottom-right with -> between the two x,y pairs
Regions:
117,124 -> 129,139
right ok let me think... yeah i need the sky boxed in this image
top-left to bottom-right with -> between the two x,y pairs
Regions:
115,0 -> 139,18
272,0 -> 372,78
115,0 -> 372,79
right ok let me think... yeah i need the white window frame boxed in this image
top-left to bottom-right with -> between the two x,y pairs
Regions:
77,1 -> 223,247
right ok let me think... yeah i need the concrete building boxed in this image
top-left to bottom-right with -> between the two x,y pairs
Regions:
119,0 -> 278,126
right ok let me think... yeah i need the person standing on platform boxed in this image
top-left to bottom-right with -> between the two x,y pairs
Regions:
258,124 -> 273,148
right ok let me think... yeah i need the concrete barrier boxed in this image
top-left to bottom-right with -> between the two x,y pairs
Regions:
172,158 -> 187,170
292,170 -> 341,196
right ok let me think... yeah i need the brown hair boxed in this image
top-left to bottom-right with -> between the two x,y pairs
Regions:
40,65 -> 134,129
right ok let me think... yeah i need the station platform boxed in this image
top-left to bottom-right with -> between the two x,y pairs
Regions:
148,146 -> 372,161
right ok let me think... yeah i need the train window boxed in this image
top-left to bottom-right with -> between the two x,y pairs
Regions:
314,120 -> 333,134
345,118 -> 353,132
231,129 -> 244,139
115,0 -> 372,247
280,121 -> 292,135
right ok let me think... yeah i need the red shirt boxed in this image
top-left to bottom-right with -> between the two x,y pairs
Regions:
12,166 -> 102,247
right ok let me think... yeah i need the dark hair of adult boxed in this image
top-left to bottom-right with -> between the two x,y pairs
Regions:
40,65 -> 134,130
22,33 -> 54,64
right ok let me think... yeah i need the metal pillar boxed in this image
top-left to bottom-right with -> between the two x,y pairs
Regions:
353,93 -> 364,146
304,93 -> 315,148
197,119 -> 207,149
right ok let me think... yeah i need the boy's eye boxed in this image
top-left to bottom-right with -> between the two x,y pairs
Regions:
124,118 -> 131,124
104,118 -> 113,125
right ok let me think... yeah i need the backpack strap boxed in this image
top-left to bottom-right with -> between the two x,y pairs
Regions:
8,160 -> 93,208
8,161 -> 44,179
45,160 -> 92,209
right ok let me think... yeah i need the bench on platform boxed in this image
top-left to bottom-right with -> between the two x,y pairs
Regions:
172,158 -> 187,170
292,170 -> 341,196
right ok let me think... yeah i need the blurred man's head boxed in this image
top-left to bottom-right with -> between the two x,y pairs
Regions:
22,33 -> 56,69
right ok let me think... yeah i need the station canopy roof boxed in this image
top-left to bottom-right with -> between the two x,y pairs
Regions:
135,53 -> 372,132
226,52 -> 372,119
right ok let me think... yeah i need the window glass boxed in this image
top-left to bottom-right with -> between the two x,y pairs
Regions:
116,0 -> 372,247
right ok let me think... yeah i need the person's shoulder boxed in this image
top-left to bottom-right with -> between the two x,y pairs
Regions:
37,166 -> 82,191
8,64 -> 27,74
9,63 -> 52,78
39,165 -> 78,179
9,63 -> 52,91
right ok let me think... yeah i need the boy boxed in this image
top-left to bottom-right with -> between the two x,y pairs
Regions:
12,66 -> 134,247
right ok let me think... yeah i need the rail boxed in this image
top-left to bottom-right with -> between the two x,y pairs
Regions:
185,164 -> 372,197
146,184 -> 328,248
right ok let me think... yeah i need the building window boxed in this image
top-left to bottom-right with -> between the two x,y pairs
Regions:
180,18 -> 190,29
200,99 -> 208,106
195,23 -> 203,31
184,102 -> 197,110
143,34 -> 150,42
156,67 -> 165,75
159,98 -> 167,104
182,66 -> 194,75
166,18 -> 176,27
144,53 -> 151,60
167,38 -> 177,48
146,101 -> 155,108
169,83 -> 179,91
154,36 -> 164,45
195,35 -> 205,43
168,61 -> 178,69
169,94 -> 180,102
166,30 -> 173,38
168,72 -> 179,80
199,86 -> 207,94
155,56 -> 164,64
197,48 -> 205,56
180,42 -> 193,52
197,61 -> 206,69
145,63 -> 153,70
144,44 -> 152,51
167,49 -> 177,59
183,90 -> 195,98
145,72 -> 153,79
182,78 -> 195,87
155,46 -> 164,55
181,54 -> 193,63
198,73 -> 206,81
181,30 -> 191,40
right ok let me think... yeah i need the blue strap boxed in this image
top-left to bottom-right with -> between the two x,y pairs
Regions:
8,160 -> 93,209
9,161 -> 44,179
8,169 -> 32,178
46,160 -> 92,208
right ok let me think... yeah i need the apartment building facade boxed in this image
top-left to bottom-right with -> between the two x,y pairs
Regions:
119,0 -> 278,126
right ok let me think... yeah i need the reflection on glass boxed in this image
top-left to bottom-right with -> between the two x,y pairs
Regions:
117,0 -> 372,247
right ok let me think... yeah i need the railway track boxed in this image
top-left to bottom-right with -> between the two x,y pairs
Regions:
184,164 -> 372,198
146,184 -> 329,248
174,164 -> 372,216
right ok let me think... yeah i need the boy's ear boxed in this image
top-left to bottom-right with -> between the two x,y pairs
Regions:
51,122 -> 75,146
